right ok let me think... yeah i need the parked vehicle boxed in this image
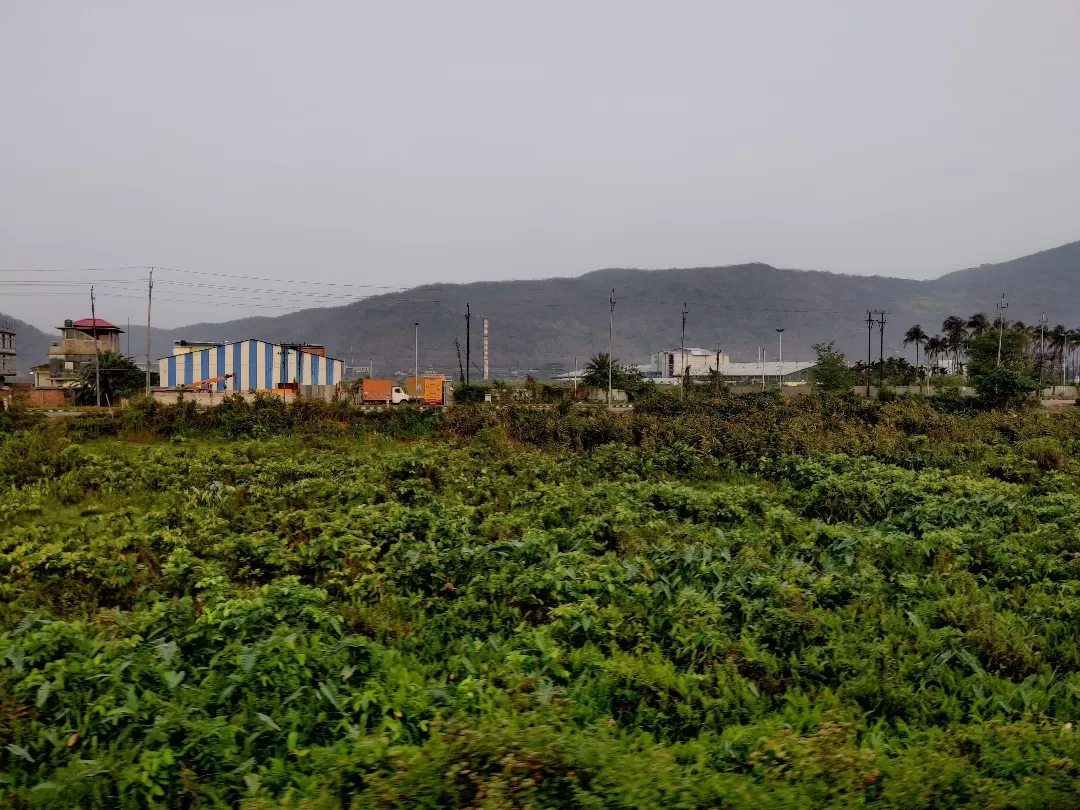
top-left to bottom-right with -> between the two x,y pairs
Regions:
405,375 -> 448,405
361,378 -> 410,404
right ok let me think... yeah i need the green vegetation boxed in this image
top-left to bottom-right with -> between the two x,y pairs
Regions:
73,350 -> 147,406
4,396 -> 1080,807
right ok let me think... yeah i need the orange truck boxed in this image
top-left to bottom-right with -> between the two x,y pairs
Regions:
361,378 -> 411,404
404,375 -> 448,405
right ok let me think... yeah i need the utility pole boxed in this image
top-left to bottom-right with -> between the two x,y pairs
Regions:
680,302 -> 688,400
866,310 -> 875,396
1064,332 -> 1069,391
573,357 -> 578,396
145,267 -> 153,395
1039,313 -> 1047,390
465,303 -> 471,385
776,328 -> 785,389
414,322 -> 419,398
759,346 -> 764,388
714,344 -> 721,397
995,293 -> 1008,365
877,311 -> 887,391
90,286 -> 101,407
483,318 -> 489,381
608,288 -> 615,407
127,317 -> 130,357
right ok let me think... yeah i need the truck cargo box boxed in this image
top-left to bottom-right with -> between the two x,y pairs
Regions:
405,375 -> 446,405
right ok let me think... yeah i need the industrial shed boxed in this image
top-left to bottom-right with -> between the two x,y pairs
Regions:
157,339 -> 344,391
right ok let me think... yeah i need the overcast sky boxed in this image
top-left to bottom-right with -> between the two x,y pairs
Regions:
2,1 -> 1079,329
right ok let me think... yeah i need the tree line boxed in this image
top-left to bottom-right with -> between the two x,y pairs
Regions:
902,313 -> 1078,386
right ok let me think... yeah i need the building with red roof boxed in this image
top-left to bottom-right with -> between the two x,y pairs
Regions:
32,316 -> 125,390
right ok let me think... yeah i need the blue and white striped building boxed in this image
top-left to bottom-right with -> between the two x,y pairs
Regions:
157,339 -> 343,391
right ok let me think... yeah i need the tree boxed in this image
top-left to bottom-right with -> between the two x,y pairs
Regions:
73,351 -> 145,406
809,342 -> 858,398
966,312 -> 990,337
973,366 -> 1040,409
925,336 -> 947,373
966,329 -> 1029,380
903,325 -> 928,372
941,316 -> 968,372
582,353 -> 614,390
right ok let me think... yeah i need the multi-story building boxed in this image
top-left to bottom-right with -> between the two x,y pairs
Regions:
32,318 -> 124,389
0,320 -> 15,380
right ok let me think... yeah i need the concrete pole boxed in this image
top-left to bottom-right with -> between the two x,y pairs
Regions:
483,318 -> 489,380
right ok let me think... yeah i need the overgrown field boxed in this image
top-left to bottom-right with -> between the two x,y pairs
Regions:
4,400 -> 1080,807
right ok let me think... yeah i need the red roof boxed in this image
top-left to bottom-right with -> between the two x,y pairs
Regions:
69,318 -> 122,331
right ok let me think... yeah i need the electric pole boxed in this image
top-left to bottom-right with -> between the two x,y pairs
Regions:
714,344 -> 721,397
866,310 -> 875,396
608,288 -> 615,407
414,323 -> 419,397
90,286 -> 101,407
996,293 -> 1008,366
877,311 -> 887,391
680,302 -> 688,400
776,328 -> 785,389
145,267 -> 153,395
465,303 -> 471,385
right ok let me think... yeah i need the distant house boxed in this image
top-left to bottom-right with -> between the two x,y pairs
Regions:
32,318 -> 123,389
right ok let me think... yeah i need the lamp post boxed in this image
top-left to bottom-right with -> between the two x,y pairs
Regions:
776,328 -> 785,389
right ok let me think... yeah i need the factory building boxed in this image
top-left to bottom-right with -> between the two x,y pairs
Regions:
158,339 -> 343,391
640,348 -> 816,385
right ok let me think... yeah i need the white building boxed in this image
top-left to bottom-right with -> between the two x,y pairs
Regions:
642,348 -> 816,385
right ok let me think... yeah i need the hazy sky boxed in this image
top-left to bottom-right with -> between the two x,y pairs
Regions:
2,1 -> 1079,329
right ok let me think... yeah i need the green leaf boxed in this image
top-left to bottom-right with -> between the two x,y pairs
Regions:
6,744 -> 34,763
257,712 -> 281,732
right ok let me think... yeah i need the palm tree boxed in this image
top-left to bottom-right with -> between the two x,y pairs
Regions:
74,350 -> 145,406
582,353 -> 616,390
903,325 -> 928,372
1048,325 -> 1067,391
967,313 -> 990,337
925,336 -> 947,375
941,316 -> 968,373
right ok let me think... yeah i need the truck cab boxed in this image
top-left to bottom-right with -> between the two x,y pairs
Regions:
390,386 -> 410,404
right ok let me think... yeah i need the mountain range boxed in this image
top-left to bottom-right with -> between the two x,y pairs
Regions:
5,240 -> 1080,379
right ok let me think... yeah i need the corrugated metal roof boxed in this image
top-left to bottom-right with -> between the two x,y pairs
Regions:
69,318 -> 121,330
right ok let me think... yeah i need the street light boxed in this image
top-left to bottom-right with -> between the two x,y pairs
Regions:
413,323 -> 419,398
776,328 -> 785,389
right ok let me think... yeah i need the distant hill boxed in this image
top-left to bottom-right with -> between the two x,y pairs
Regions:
6,240 -> 1080,378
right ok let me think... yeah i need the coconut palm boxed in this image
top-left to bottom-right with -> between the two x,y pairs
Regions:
925,336 -> 947,375
941,316 -> 968,373
903,325 -> 928,373
966,312 -> 990,337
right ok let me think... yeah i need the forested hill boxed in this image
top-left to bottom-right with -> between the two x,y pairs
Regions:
6,240 -> 1080,377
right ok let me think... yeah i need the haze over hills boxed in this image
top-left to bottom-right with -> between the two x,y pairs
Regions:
5,240 -> 1080,379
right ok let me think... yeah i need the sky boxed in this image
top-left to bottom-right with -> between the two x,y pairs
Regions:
2,1 -> 1079,330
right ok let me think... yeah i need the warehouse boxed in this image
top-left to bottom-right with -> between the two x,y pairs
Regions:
157,339 -> 344,391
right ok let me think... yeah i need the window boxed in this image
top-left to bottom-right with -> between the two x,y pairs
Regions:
65,361 -> 74,371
